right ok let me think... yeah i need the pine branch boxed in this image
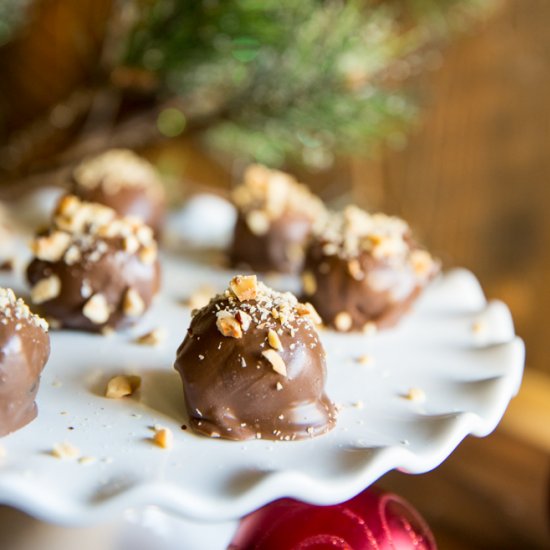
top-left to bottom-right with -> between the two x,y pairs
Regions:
119,0 -> 493,166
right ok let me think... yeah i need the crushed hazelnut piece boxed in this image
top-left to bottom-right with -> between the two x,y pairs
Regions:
334,311 -> 352,332
296,302 -> 322,325
123,235 -> 140,254
32,231 -> 71,262
134,327 -> 166,346
267,329 -> 283,351
276,382 -> 283,391
123,288 -> 145,317
64,245 -> 82,265
78,456 -> 97,466
216,311 -> 243,338
302,271 -> 317,295
235,309 -> 252,331
357,354 -> 374,366
139,245 -> 157,265
82,293 -> 110,324
246,210 -> 270,235
51,442 -> 80,460
31,275 -> 61,304
105,375 -> 141,398
404,387 -> 426,403
347,259 -> 364,280
153,426 -> 174,449
409,249 -> 434,277
262,349 -> 287,377
230,275 -> 258,301
362,322 -> 377,336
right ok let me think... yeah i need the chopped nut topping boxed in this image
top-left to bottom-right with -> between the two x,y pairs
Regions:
124,235 -> 140,254
73,149 -> 164,197
404,387 -> 426,403
134,327 -> 166,346
262,349 -> 287,377
82,293 -> 110,324
0,288 -> 48,331
51,442 -> 80,460
78,456 -> 97,466
357,354 -> 374,366
302,271 -> 317,295
105,375 -> 141,398
347,259 -> 364,280
295,302 -> 322,325
334,311 -> 353,332
64,245 -> 82,265
268,329 -> 283,351
216,311 -> 243,338
362,322 -> 377,336
235,309 -> 252,331
230,275 -> 258,301
139,245 -> 157,265
246,210 -> 270,235
31,231 -> 71,262
123,288 -> 145,317
153,426 -> 173,449
31,275 -> 61,304
409,249 -> 435,277
312,206 -> 416,262
233,164 -> 326,223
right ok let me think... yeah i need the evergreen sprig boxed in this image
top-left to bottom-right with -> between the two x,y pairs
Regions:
123,0 -> 492,166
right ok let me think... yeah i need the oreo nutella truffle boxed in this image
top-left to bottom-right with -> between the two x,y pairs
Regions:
230,165 -> 326,274
303,206 -> 439,331
174,275 -> 336,441
26,195 -> 160,332
72,149 -> 165,235
0,288 -> 49,436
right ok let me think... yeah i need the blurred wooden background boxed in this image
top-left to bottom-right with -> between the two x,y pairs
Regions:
1,0 -> 549,548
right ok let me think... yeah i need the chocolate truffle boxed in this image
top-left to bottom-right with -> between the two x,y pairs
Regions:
174,275 -> 336,441
230,165 -> 326,274
72,149 -> 165,236
26,195 -> 160,332
0,288 -> 50,436
303,206 -> 439,332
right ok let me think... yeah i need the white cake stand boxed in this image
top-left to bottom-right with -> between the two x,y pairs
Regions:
0,195 -> 524,549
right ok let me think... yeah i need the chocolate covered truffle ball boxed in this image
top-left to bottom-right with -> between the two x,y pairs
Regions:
0,288 -> 50,436
72,149 -> 165,235
230,165 -> 326,274
174,275 -> 336,441
303,206 -> 439,332
27,195 -> 160,332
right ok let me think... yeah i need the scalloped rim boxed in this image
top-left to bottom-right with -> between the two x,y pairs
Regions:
0,269 -> 525,526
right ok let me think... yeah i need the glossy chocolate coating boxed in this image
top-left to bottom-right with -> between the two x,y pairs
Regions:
0,302 -> 49,436
73,183 -> 165,237
230,212 -> 312,274
27,237 -> 160,332
303,241 -> 437,331
174,297 -> 336,441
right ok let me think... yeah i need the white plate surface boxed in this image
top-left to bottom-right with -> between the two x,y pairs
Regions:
0,230 -> 524,527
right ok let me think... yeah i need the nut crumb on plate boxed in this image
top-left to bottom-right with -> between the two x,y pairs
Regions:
105,375 -> 142,398
51,442 -> 80,459
153,426 -> 174,449
134,327 -> 166,346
